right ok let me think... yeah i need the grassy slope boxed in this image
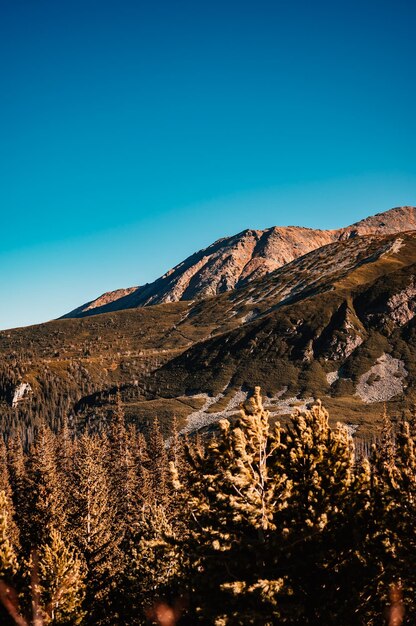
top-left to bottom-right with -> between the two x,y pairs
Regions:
1,232 -> 416,438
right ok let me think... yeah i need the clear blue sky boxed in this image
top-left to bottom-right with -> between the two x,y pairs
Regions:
1,0 -> 415,330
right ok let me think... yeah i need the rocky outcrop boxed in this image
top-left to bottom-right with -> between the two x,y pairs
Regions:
340,206 -> 416,239
66,287 -> 138,318
12,382 -> 32,408
385,279 -> 416,326
355,354 -> 407,403
63,206 -> 416,319
327,319 -> 364,361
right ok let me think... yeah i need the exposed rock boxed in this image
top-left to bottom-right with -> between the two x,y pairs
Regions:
303,340 -> 314,363
12,382 -> 32,408
239,309 -> 260,324
177,389 -> 249,437
65,287 -> 138,318
346,424 -> 359,437
5,229 -> 416,438
387,237 -> 404,255
386,278 -> 416,326
176,388 -> 315,437
330,328 -> 363,361
63,226 -> 335,317
266,395 -> 315,417
355,354 -> 407,403
326,370 -> 339,385
340,207 -> 416,239
320,306 -> 365,361
63,206 -> 416,319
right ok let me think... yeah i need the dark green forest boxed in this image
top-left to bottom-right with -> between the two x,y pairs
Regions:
0,388 -> 414,625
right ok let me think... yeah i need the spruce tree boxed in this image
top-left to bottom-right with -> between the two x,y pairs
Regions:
135,432 -> 152,510
125,502 -> 185,624
107,393 -> 133,534
70,432 -> 119,625
36,528 -> 85,625
0,440 -> 19,551
55,417 -> 75,497
0,490 -> 20,626
178,387 -> 292,623
123,425 -> 147,532
24,424 -> 65,549
361,418 -> 416,623
0,490 -> 18,580
392,420 -> 416,615
124,420 -> 186,624
147,417 -> 169,507
280,400 -> 365,624
7,435 -> 27,544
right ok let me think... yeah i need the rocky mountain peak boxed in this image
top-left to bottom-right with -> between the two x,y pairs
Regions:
63,206 -> 416,319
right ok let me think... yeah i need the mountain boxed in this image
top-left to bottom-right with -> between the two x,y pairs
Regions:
63,206 -> 416,318
2,223 -> 416,444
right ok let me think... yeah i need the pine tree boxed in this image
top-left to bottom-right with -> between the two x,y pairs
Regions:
360,418 -> 416,623
70,432 -> 119,624
0,489 -> 20,626
147,417 -> 170,507
0,440 -> 19,550
0,490 -> 18,580
280,400 -> 364,624
36,528 -> 85,625
24,424 -> 65,549
178,387 -> 292,623
7,435 -> 27,543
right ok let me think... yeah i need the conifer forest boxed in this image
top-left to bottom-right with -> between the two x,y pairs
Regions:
0,387 -> 414,625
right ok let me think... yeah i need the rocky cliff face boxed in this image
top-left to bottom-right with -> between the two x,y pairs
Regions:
63,206 -> 416,318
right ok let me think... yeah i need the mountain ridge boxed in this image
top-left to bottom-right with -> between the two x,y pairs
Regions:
2,227 -> 416,443
63,206 -> 416,319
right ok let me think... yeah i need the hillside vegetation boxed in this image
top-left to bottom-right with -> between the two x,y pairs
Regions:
0,391 -> 414,624
2,231 -> 416,441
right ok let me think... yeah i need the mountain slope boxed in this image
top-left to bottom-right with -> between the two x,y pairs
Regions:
63,206 -> 416,318
144,231 -> 416,436
3,229 -> 416,443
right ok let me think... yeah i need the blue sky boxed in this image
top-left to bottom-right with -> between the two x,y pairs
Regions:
1,0 -> 415,330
